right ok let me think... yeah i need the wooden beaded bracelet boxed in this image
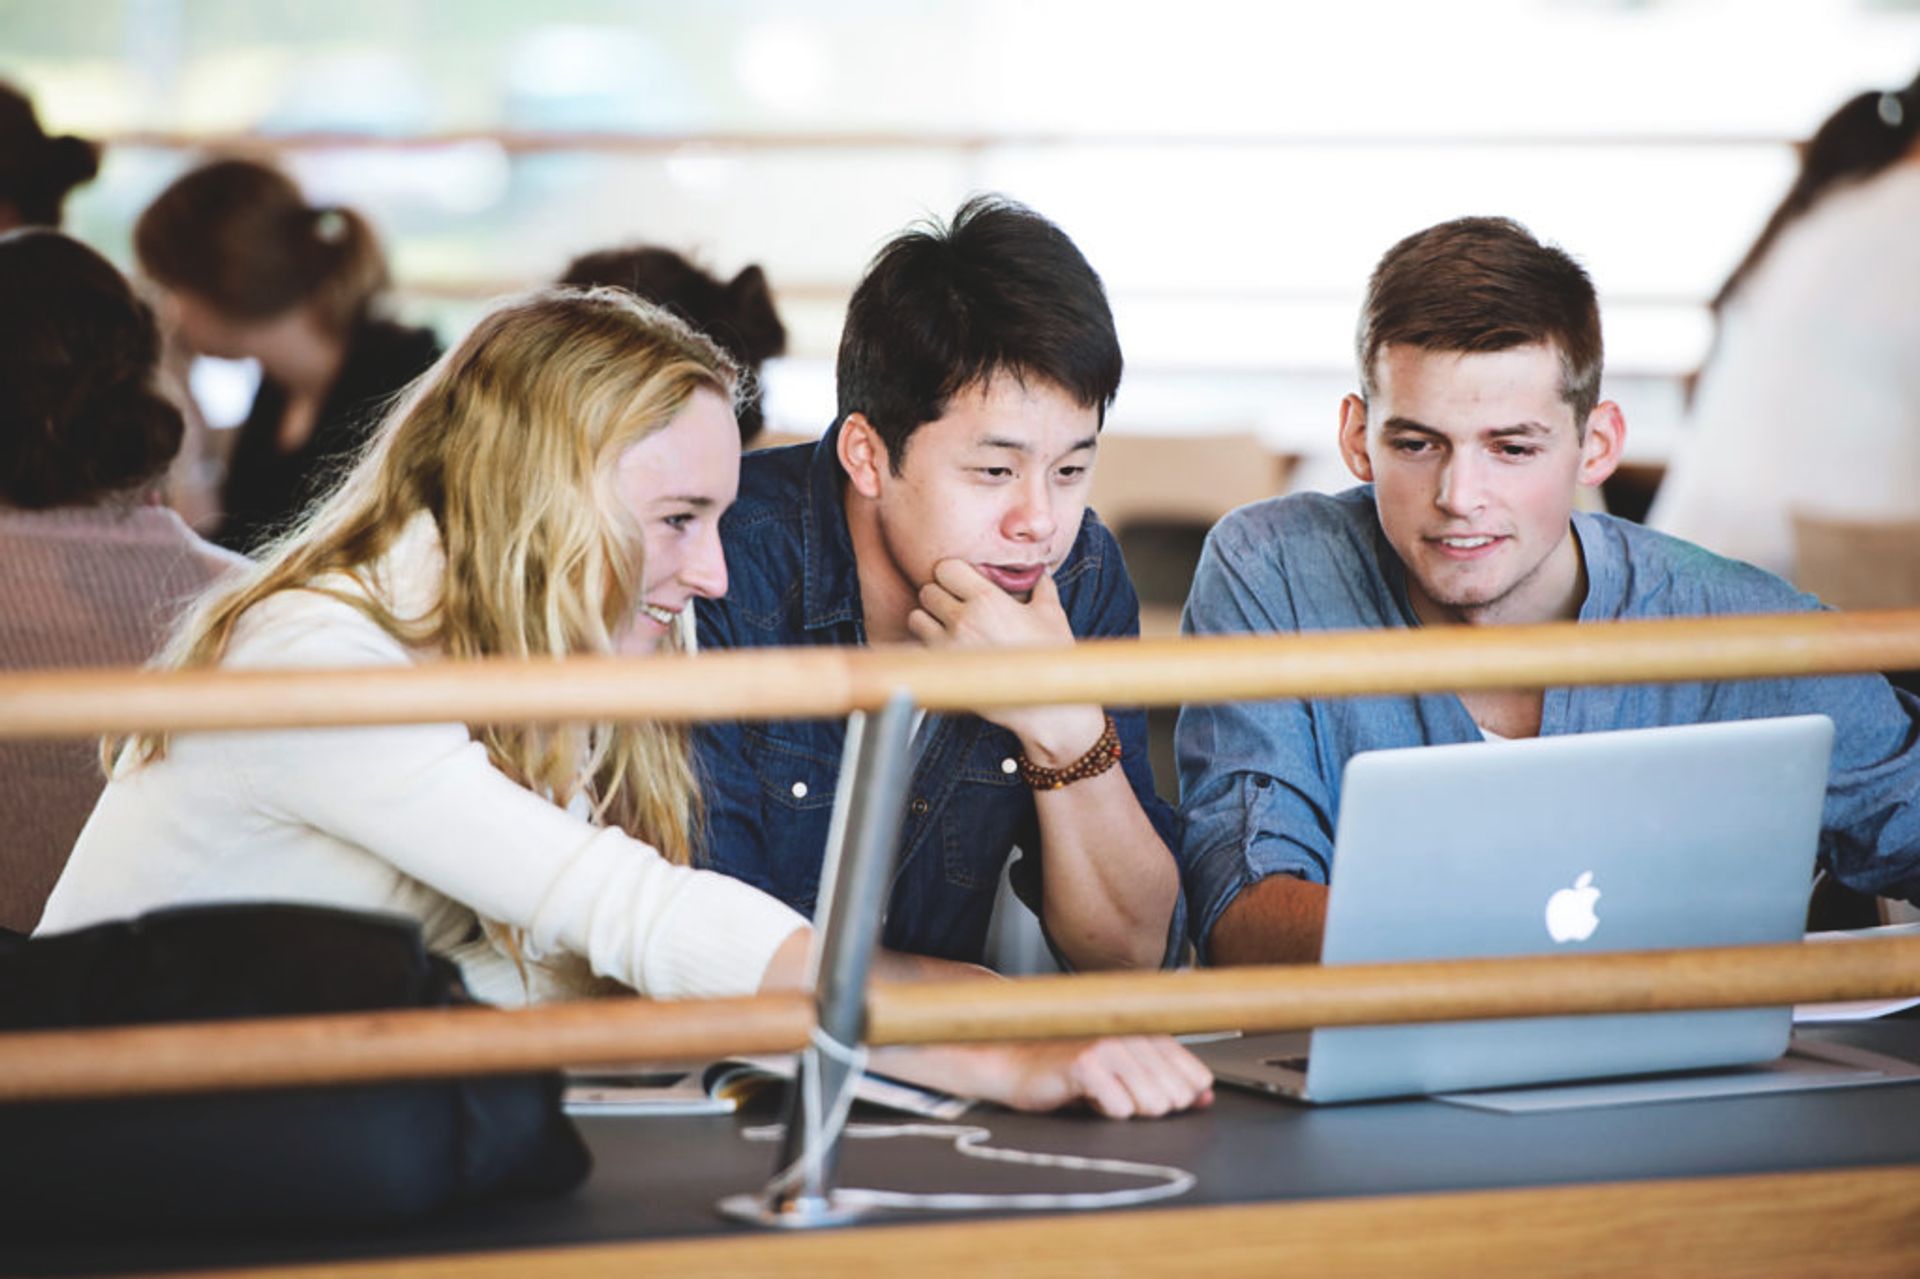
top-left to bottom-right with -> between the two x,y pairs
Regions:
1017,715 -> 1122,791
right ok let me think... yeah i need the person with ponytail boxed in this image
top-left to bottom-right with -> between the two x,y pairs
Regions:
134,158 -> 442,556
36,287 -> 1213,1117
0,82 -> 99,231
1650,69 -> 1920,577
0,230 -> 244,933
559,246 -> 788,446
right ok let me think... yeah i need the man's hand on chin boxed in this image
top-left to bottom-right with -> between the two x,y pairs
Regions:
905,559 -> 1101,757
906,558 -> 1071,649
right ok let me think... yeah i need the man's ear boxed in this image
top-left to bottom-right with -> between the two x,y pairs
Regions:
1577,401 -> 1626,488
837,413 -> 890,501
1337,394 -> 1375,483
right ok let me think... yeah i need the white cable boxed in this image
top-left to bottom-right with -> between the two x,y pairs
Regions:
742,1116 -> 1197,1213
761,1024 -> 868,1201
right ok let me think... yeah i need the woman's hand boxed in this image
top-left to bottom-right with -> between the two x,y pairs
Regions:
757,932 -> 1215,1117
987,1035 -> 1216,1117
877,1036 -> 1215,1119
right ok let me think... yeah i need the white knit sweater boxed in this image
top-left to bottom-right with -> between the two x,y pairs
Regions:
36,514 -> 808,1005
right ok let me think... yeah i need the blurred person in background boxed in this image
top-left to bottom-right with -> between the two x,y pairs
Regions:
1651,69 -> 1920,579
0,229 -> 244,934
135,158 -> 441,555
0,81 -> 98,232
0,78 -> 225,532
558,246 -> 786,446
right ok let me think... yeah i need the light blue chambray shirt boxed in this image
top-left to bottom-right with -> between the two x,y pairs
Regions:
1176,486 -> 1920,960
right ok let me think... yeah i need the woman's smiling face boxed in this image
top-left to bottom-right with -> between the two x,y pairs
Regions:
611,387 -> 740,655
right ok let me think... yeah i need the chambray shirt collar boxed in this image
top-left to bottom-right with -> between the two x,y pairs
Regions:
800,422 -> 866,634
1369,504 -> 1422,629
1570,509 -> 1623,619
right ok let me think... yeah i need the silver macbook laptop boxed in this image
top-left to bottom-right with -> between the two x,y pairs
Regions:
1203,715 -> 1835,1103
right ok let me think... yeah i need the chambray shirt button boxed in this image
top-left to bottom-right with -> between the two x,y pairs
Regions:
790,781 -> 808,799
1000,757 -> 1018,774
910,797 -> 930,816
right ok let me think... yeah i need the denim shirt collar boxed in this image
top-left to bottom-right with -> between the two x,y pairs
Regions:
800,422 -> 866,635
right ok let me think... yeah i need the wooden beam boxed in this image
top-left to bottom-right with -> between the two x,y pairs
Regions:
3,609 -> 1918,739
0,992 -> 813,1103
4,937 -> 1915,1103
104,128 -> 1803,154
145,1165 -> 1920,1278
865,935 -> 1920,1044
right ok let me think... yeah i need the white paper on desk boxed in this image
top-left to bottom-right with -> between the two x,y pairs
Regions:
562,1056 -> 973,1121
1435,1037 -> 1920,1114
1795,922 -> 1920,1023
1793,996 -> 1920,1023
717,1054 -> 975,1120
562,1068 -> 738,1116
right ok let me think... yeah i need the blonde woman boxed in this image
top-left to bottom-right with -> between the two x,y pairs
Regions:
38,289 -> 1211,1118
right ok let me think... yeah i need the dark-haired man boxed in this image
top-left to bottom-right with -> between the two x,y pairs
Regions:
1179,215 -> 1920,966
695,197 -> 1183,973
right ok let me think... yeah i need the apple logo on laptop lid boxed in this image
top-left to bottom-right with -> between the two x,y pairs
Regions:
1545,871 -> 1601,943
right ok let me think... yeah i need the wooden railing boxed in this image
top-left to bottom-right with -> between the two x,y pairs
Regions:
3,608 -> 1918,738
2,935 -> 1917,1103
3,608 -> 1919,1103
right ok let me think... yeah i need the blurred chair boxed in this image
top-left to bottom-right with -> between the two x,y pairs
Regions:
1091,432 -> 1297,639
982,850 -> 1062,977
1091,431 -> 1295,531
750,429 -> 819,453
1791,513 -> 1920,610
1091,432 -> 1298,805
1792,512 -> 1920,927
1599,460 -> 1667,524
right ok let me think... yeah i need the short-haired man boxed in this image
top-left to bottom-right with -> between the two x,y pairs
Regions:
695,196 -> 1183,972
1179,215 -> 1920,966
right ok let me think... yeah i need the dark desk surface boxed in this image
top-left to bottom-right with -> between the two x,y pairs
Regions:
15,1021 -> 1920,1277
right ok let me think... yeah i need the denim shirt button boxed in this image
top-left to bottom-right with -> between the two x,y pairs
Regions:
1000,757 -> 1018,774
910,797 -> 929,815
790,781 -> 809,799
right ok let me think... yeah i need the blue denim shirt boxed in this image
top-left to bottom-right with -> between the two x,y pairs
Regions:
1178,486 -> 1920,960
693,428 -> 1183,967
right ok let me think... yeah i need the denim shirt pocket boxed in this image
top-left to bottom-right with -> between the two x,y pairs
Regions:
939,728 -> 1031,892
739,723 -> 842,910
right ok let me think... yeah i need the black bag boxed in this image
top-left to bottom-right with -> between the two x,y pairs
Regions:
0,903 -> 591,1236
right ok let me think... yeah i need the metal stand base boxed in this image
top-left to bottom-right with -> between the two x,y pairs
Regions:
716,1190 -> 879,1229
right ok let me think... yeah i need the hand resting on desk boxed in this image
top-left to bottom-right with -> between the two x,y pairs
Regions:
759,928 -> 1215,1119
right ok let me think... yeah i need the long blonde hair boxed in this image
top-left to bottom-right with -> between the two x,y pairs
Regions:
125,287 -> 740,869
